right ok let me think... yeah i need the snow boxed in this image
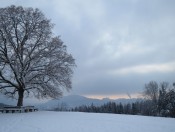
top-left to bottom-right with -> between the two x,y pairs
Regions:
0,111 -> 175,132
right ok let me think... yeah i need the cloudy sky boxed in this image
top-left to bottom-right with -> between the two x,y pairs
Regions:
1,0 -> 175,99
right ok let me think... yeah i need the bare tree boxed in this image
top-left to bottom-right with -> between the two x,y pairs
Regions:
160,82 -> 169,91
0,6 -> 75,106
173,82 -> 175,89
144,81 -> 159,104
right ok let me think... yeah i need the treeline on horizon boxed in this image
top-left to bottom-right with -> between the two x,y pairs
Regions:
58,81 -> 175,118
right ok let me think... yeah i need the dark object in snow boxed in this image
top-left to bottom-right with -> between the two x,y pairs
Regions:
0,106 -> 38,113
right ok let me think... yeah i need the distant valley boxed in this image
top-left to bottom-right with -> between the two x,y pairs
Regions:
37,95 -> 142,110
0,94 -> 142,110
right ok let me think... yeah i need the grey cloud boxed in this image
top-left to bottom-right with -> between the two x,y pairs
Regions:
1,0 -> 175,98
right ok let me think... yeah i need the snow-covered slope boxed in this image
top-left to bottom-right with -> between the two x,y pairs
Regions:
0,111 -> 174,132
37,95 -> 141,109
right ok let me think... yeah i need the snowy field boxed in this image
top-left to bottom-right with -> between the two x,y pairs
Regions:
0,111 -> 175,132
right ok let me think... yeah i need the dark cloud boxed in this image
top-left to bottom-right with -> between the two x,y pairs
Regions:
1,0 -> 175,99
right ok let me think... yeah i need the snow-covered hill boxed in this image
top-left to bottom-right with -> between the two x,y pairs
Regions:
37,95 -> 141,110
0,111 -> 174,132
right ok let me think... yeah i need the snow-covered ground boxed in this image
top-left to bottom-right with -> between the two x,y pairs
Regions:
0,111 -> 174,132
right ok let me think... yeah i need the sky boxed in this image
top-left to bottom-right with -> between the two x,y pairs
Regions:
1,0 -> 175,100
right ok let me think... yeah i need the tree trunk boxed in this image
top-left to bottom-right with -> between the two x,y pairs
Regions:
17,89 -> 24,106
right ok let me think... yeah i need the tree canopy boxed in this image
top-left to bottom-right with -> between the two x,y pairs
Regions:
0,5 -> 76,106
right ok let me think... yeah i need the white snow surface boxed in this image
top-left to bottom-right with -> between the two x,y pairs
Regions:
0,111 -> 175,132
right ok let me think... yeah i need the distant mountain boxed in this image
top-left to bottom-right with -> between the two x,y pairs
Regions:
36,95 -> 142,110
0,95 -> 16,106
0,103 -> 12,108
